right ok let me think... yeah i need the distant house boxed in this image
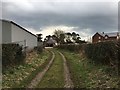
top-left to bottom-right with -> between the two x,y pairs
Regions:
92,32 -> 120,43
0,19 -> 37,49
45,37 -> 57,47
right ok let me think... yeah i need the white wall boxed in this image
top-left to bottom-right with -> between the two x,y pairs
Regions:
11,24 -> 37,49
2,21 -> 12,43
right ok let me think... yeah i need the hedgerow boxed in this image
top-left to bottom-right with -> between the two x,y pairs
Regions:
34,46 -> 43,54
84,41 -> 118,65
117,39 -> 120,75
55,41 -> 119,66
55,44 -> 82,52
2,44 -> 25,68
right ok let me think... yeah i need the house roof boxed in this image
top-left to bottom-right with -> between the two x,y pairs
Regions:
46,38 -> 57,44
0,19 -> 37,37
98,32 -> 120,37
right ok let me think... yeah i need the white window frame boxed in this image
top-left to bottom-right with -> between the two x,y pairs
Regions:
105,36 -> 108,39
99,36 -> 101,39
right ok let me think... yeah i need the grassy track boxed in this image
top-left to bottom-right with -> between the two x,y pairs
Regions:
37,50 -> 64,88
60,49 -> 119,88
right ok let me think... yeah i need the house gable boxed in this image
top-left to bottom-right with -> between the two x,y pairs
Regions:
92,32 -> 104,43
92,32 -> 120,43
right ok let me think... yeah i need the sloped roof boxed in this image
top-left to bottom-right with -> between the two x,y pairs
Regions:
99,32 -> 120,37
46,38 -> 57,44
0,19 -> 37,37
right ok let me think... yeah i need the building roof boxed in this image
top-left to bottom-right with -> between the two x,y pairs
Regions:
98,32 -> 120,37
0,19 -> 37,37
46,38 -> 57,44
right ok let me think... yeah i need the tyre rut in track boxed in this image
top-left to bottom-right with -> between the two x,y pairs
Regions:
59,51 -> 74,88
27,51 -> 55,88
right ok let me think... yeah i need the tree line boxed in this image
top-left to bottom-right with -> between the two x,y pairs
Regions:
37,30 -> 86,45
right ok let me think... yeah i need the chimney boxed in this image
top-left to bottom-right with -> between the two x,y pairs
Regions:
102,32 -> 104,34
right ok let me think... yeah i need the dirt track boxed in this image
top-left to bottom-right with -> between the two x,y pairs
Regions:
27,51 -> 55,88
27,50 -> 74,88
59,52 -> 74,88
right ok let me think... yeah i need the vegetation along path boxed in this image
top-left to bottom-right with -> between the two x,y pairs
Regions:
2,49 -> 51,88
3,48 -> 74,88
27,51 -> 55,88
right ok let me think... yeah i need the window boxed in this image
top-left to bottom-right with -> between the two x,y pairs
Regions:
117,36 -> 119,40
98,40 -> 101,42
105,36 -> 108,39
99,36 -> 101,39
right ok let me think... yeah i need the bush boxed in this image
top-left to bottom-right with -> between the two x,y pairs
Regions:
84,41 -> 118,65
34,46 -> 43,54
55,41 -> 119,66
2,44 -> 25,68
117,39 -> 120,75
55,44 -> 82,52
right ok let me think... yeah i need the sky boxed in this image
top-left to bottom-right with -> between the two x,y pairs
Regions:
1,0 -> 119,41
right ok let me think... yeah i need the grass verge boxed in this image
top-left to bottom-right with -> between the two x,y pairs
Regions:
2,49 -> 51,88
37,50 -> 64,88
59,49 -> 119,88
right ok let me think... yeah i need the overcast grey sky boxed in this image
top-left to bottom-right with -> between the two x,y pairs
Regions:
1,0 -> 118,40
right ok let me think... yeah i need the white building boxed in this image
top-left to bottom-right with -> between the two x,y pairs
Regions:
0,19 -> 37,49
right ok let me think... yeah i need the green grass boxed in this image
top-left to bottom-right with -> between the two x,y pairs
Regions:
37,50 -> 64,88
2,50 -> 51,88
59,49 -> 119,88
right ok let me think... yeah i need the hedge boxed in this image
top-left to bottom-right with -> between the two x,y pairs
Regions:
117,40 -> 120,75
34,46 -> 43,54
84,41 -> 118,65
55,41 -> 119,66
55,44 -> 82,52
2,44 -> 25,68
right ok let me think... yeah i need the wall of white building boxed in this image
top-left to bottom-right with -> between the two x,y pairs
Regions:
11,23 -> 37,49
2,20 -> 12,43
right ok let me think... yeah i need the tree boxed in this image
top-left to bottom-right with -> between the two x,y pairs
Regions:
60,34 -> 65,44
45,35 -> 51,41
52,35 -> 58,41
75,37 -> 81,43
37,34 -> 42,42
54,29 -> 64,38
72,32 -> 79,42
53,30 -> 65,44
65,32 -> 72,43
75,37 -> 86,44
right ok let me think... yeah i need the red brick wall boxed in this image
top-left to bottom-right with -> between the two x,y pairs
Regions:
92,33 -> 117,43
92,33 -> 104,43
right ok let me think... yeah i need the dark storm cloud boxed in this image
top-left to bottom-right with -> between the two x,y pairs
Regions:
2,1 -> 118,36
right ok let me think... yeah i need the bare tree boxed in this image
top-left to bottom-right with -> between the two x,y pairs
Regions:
53,29 -> 65,44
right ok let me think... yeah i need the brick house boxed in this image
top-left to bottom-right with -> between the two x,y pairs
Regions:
92,32 -> 120,43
